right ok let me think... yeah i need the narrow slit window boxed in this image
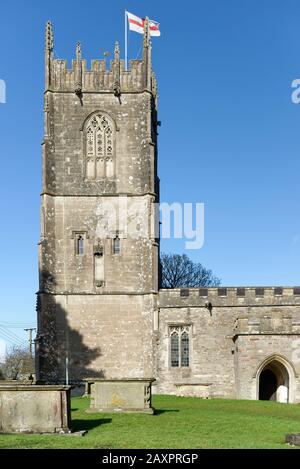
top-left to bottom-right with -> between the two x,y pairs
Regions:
113,235 -> 120,255
77,235 -> 84,255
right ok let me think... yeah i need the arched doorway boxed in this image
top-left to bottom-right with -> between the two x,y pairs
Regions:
259,369 -> 277,400
258,360 -> 289,403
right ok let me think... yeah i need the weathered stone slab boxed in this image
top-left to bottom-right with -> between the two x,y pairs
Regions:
285,433 -> 300,446
0,380 -> 36,385
85,378 -> 155,414
0,385 -> 71,434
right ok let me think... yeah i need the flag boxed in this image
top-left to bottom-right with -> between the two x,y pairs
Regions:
126,11 -> 161,37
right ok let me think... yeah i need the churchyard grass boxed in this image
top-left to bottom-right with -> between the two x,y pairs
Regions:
0,395 -> 300,448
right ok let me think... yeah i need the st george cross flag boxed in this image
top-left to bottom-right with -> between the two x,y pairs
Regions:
126,11 -> 161,37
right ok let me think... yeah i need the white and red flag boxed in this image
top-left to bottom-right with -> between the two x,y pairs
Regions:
126,11 -> 161,37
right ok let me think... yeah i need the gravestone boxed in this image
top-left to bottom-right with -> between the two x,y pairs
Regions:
0,384 -> 71,433
85,378 -> 155,414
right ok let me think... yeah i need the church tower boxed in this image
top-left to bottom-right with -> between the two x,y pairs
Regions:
36,21 -> 159,383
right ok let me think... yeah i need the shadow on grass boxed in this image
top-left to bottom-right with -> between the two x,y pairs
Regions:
71,418 -> 112,432
153,409 -> 180,415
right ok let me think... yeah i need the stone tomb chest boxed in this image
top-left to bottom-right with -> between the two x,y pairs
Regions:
85,378 -> 155,414
0,384 -> 71,433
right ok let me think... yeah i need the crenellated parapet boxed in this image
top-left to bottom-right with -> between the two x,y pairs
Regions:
159,287 -> 300,308
44,20 -> 157,97
50,59 -> 149,93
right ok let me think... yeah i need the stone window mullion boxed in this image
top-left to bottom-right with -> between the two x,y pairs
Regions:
84,113 -> 115,180
169,325 -> 190,369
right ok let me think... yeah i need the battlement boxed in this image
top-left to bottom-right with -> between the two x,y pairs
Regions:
45,21 -> 157,96
50,58 -> 156,93
159,287 -> 300,308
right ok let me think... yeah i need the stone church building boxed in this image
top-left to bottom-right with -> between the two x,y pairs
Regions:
36,21 -> 300,404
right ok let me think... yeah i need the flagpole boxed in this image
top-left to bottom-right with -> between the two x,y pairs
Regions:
125,10 -> 128,71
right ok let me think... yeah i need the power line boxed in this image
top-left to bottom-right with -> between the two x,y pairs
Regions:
0,326 -> 36,330
0,332 -> 25,346
0,320 -> 35,322
0,326 -> 27,341
0,332 -> 16,346
0,322 -> 36,349
0,321 -> 36,326
0,331 -> 23,346
0,327 -> 26,346
0,326 -> 23,339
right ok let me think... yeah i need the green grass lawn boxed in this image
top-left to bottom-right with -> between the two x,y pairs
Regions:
0,395 -> 300,449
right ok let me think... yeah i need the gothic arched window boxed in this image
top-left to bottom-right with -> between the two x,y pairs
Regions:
170,330 -> 179,367
181,331 -> 189,367
85,113 -> 115,179
169,326 -> 190,368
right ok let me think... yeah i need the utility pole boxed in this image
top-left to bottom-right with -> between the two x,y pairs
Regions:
24,328 -> 36,358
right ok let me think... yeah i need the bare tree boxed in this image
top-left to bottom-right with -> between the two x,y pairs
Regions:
160,252 -> 221,289
0,345 -> 34,380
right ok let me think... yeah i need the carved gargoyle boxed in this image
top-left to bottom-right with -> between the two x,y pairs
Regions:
113,81 -> 121,97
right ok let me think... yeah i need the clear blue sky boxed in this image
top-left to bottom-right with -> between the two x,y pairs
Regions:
0,0 -> 300,341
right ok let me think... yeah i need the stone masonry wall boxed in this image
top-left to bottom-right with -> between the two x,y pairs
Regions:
38,293 -> 157,383
37,23 -> 159,384
156,288 -> 300,402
